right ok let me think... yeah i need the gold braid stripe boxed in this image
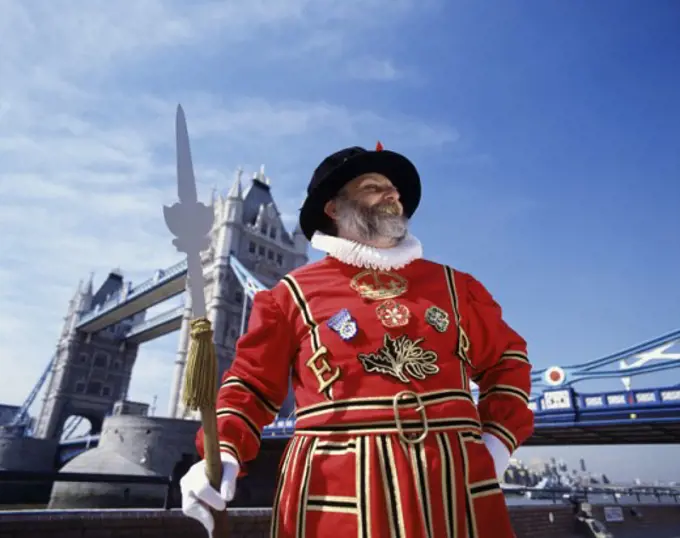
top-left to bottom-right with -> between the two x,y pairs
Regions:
501,350 -> 530,364
315,439 -> 357,454
295,389 -> 474,420
283,274 -> 340,400
218,440 -> 242,467
469,478 -> 502,499
460,430 -> 483,442
282,275 -> 321,353
215,406 -> 261,442
356,436 -> 371,538
270,436 -> 300,538
444,266 -> 472,366
317,440 -> 356,448
436,433 -> 456,538
470,349 -> 530,385
307,495 -> 358,514
295,437 -> 318,538
221,376 -> 279,417
377,435 -> 406,538
482,421 -> 518,453
443,267 -> 461,323
295,417 -> 481,437
456,433 -> 478,538
477,384 -> 531,405
409,440 -> 435,538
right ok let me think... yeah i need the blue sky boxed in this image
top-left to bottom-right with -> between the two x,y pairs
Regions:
1,0 -> 679,482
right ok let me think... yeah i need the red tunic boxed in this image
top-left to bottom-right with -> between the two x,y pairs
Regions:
196,256 -> 534,537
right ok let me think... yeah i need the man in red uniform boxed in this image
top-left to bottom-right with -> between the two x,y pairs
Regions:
181,144 -> 534,537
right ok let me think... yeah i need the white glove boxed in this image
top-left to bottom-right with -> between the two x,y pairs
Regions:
482,432 -> 511,480
180,453 -> 240,536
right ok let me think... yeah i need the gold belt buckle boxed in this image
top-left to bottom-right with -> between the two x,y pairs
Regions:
392,390 -> 429,445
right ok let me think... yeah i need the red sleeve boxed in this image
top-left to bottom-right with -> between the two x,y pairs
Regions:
195,287 -> 296,472
463,273 -> 534,454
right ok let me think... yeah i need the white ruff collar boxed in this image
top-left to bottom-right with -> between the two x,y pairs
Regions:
310,231 -> 423,270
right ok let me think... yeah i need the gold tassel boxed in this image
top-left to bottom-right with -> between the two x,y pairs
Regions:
182,316 -> 229,536
182,318 -> 218,410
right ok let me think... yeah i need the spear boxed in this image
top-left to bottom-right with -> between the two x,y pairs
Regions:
163,104 -> 229,537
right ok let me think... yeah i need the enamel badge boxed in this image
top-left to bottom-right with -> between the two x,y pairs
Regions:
327,308 -> 358,341
425,306 -> 450,333
376,300 -> 411,328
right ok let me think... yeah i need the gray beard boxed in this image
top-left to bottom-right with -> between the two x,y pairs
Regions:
334,195 -> 409,244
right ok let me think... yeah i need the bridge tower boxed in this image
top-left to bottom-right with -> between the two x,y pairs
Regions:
169,166 -> 309,419
32,271 -> 145,440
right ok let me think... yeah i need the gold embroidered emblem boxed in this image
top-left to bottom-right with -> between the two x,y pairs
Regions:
350,270 -> 408,300
357,334 -> 439,383
458,326 -> 472,367
306,346 -> 341,400
425,306 -> 449,332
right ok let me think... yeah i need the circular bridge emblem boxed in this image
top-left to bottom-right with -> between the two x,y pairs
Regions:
544,366 -> 566,386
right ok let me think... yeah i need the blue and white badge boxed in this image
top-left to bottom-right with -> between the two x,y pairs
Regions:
327,308 -> 358,341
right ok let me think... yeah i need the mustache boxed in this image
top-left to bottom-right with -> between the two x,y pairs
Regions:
375,201 -> 401,215
334,196 -> 408,242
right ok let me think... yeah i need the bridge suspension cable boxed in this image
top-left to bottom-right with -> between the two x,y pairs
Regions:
8,353 -> 56,432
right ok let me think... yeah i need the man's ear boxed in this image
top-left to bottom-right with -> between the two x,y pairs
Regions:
324,199 -> 337,220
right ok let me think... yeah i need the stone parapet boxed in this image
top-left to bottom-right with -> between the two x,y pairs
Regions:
1,504 -> 679,538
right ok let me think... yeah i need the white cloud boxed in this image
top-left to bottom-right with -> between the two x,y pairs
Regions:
0,0 -> 455,424
347,58 -> 406,81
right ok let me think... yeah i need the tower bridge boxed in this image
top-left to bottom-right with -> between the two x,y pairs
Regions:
2,166 -> 309,447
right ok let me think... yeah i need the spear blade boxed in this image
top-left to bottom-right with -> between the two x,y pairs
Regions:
176,104 -> 198,205
164,104 -> 213,317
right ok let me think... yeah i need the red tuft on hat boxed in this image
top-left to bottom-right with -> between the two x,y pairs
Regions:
375,141 -> 384,152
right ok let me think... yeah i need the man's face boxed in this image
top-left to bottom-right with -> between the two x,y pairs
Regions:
324,173 -> 408,244
342,173 -> 404,216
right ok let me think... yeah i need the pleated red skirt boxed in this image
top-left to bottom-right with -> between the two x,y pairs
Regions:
269,429 -> 516,538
